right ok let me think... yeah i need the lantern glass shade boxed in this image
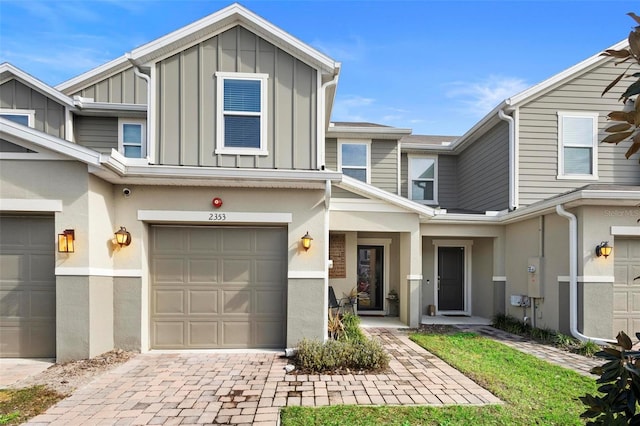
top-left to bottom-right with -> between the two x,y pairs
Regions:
115,227 -> 132,247
596,241 -> 613,258
58,229 -> 75,253
301,231 -> 313,251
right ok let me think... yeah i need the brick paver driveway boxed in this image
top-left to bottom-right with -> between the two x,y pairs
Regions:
26,328 -> 500,425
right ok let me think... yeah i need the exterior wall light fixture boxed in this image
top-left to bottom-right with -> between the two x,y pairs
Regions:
301,231 -> 313,251
58,229 -> 75,253
115,227 -> 132,247
595,241 -> 612,258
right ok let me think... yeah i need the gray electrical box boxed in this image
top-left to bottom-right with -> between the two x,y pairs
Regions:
527,257 -> 543,298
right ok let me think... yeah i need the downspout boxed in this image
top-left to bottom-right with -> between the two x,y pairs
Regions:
555,204 -> 616,345
318,70 -> 340,170
126,54 -> 151,162
498,109 -> 516,211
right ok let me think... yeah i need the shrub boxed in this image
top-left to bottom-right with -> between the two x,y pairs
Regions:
294,338 -> 389,373
340,312 -> 366,343
580,331 -> 640,424
577,340 -> 601,357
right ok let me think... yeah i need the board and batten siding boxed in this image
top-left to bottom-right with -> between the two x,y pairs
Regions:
71,68 -> 147,105
155,26 -> 318,169
0,79 -> 65,138
518,58 -> 640,206
457,120 -> 509,212
74,116 -> 118,154
370,140 -> 398,194
401,153 -> 458,209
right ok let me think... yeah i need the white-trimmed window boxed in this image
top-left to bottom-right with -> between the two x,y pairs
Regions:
338,140 -> 370,183
118,118 -> 146,159
557,111 -> 599,179
215,72 -> 268,156
408,155 -> 437,204
0,109 -> 35,127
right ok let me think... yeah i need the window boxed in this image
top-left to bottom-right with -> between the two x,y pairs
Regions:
0,109 -> 35,127
215,72 -> 268,156
338,140 -> 370,183
558,111 -> 598,179
408,155 -> 437,204
118,118 -> 146,159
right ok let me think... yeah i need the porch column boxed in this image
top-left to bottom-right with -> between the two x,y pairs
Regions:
400,229 -> 422,328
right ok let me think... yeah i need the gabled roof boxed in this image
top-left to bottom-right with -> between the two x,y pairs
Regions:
56,3 -> 340,95
0,63 -> 75,107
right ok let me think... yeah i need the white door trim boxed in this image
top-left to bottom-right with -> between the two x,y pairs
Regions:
433,239 -> 473,315
357,238 -> 391,315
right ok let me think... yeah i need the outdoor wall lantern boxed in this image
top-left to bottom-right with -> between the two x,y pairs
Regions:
595,241 -> 613,258
58,229 -> 75,253
114,227 -> 132,248
301,231 -> 313,252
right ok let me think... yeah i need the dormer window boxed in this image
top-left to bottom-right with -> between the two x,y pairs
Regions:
1,109 -> 35,127
215,72 -> 268,156
118,118 -> 146,158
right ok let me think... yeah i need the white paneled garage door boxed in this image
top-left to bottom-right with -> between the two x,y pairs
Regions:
613,238 -> 640,337
0,215 -> 56,358
150,226 -> 287,349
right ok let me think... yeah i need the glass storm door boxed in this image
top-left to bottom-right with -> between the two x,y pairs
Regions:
438,246 -> 465,311
357,245 -> 384,311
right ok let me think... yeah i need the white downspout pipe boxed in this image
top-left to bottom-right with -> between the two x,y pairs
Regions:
318,70 -> 340,170
556,204 -> 616,345
498,109 -> 516,211
126,54 -> 151,162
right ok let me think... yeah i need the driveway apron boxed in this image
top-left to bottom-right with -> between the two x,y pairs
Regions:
26,328 -> 500,425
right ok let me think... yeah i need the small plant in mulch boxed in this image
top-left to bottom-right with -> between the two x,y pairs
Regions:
492,313 -> 602,357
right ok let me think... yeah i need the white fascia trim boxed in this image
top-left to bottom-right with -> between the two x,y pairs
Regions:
330,198 -> 410,214
1,118 -> 101,166
288,271 -> 325,279
0,198 -> 62,212
492,276 -> 507,281
102,156 -> 342,182
138,210 -> 293,224
557,275 -> 615,283
55,267 -> 142,277
611,226 -> 640,236
129,4 -> 336,72
337,175 -> 436,218
327,125 -> 412,140
74,100 -> 147,113
55,55 -> 130,93
0,63 -> 75,106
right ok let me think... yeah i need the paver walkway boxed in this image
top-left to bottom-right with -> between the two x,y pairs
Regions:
456,325 -> 602,376
26,328 -> 500,425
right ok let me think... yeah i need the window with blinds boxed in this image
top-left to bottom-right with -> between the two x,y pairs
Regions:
557,112 -> 599,179
215,72 -> 268,155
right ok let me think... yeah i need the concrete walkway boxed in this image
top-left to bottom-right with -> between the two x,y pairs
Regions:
26,328 -> 500,425
0,358 -> 54,387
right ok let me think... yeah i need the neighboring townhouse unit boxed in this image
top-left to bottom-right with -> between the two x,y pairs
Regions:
0,3 -> 638,361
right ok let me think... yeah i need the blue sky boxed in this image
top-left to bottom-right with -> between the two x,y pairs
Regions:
1,0 -> 637,135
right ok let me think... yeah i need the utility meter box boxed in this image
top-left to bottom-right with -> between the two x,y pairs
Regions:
527,257 -> 544,298
510,294 -> 531,307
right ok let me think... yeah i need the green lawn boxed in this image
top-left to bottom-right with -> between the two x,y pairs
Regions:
0,386 -> 64,425
280,331 -> 598,425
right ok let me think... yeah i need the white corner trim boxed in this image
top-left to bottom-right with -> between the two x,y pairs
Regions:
288,271 -> 326,279
0,198 -> 62,212
138,210 -> 293,224
492,276 -> 507,281
611,226 -> 640,236
55,267 -> 142,277
557,275 -> 615,283
406,274 -> 423,280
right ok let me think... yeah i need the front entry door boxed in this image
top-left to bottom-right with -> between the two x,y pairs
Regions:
357,245 -> 384,311
438,246 -> 465,312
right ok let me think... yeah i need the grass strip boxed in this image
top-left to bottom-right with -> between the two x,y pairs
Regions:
0,386 -> 65,425
280,331 -> 597,425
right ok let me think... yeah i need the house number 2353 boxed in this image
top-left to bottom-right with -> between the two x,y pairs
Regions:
209,213 -> 226,221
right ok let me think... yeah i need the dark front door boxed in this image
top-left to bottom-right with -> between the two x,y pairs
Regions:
438,246 -> 465,311
357,245 -> 384,311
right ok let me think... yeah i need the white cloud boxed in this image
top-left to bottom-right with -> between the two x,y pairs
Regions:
446,75 -> 529,117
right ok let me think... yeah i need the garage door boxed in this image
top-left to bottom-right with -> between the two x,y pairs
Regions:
613,238 -> 640,337
0,215 -> 56,357
150,226 -> 287,349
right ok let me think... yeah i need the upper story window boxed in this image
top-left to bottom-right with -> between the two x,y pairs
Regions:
338,140 -> 370,183
215,72 -> 268,156
408,155 -> 437,204
118,118 -> 146,158
557,111 -> 599,180
1,109 -> 35,127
